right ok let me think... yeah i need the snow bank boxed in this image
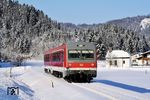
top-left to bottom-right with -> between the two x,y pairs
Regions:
0,67 -> 38,100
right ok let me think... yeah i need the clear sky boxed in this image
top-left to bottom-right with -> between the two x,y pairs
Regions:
18,0 -> 150,25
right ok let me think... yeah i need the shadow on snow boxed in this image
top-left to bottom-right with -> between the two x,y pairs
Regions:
93,79 -> 150,93
12,80 -> 34,97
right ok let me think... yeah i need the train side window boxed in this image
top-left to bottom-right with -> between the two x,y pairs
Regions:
61,52 -> 64,61
52,52 -> 61,62
44,54 -> 50,62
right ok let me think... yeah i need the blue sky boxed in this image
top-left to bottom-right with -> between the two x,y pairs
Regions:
18,0 -> 150,24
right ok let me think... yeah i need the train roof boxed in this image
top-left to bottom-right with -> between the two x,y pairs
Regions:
44,41 -> 96,54
66,41 -> 95,50
66,41 -> 95,45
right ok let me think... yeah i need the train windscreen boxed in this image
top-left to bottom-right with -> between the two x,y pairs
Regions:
68,50 -> 81,60
68,49 -> 94,60
81,50 -> 94,59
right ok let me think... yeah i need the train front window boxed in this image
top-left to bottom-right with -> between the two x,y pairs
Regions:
68,49 -> 94,60
81,50 -> 94,59
68,50 -> 81,60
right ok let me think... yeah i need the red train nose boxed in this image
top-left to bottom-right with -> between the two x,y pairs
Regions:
68,62 -> 96,68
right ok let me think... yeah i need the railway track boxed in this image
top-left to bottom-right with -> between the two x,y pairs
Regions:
71,82 -> 148,100
72,83 -> 117,100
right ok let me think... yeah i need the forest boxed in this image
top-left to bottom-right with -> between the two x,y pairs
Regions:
0,0 -> 149,61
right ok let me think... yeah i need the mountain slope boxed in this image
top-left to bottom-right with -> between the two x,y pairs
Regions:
107,16 -> 145,31
0,0 -> 71,59
0,0 -> 149,60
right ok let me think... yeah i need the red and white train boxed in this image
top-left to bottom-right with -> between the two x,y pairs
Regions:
44,41 -> 97,82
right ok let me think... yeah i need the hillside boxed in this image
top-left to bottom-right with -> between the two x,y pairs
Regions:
107,15 -> 150,36
0,0 -> 72,59
0,0 -> 149,60
107,16 -> 145,32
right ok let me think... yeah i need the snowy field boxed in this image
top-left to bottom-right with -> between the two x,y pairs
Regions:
0,60 -> 150,100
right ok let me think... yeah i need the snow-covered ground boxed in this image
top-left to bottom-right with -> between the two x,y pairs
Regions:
0,60 -> 150,100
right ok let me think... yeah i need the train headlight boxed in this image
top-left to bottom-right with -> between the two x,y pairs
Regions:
80,64 -> 83,66
69,64 -> 72,66
91,63 -> 94,66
